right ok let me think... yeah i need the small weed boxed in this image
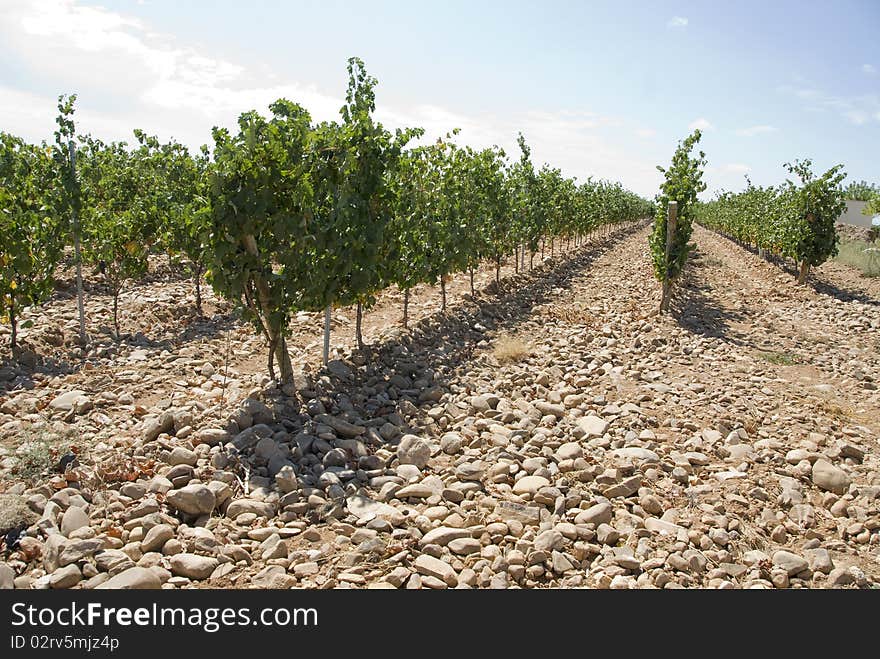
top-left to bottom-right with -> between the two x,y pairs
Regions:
11,427 -> 75,481
816,399 -> 852,422
834,240 -> 880,278
759,351 -> 800,366
493,334 -> 531,364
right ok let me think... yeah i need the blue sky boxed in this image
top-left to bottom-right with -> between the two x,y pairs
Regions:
1,0 -> 877,197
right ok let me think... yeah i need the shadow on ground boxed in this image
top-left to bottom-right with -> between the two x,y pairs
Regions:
669,248 -> 754,348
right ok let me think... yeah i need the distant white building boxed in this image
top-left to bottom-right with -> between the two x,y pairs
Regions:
839,200 -> 871,228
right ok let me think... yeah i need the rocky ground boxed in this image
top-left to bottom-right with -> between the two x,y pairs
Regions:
1,223 -> 878,590
836,221 -> 876,244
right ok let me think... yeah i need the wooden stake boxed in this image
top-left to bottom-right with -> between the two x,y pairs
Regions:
660,201 -> 678,313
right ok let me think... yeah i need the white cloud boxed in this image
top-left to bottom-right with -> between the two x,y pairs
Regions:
720,163 -> 751,174
635,128 -> 656,139
863,64 -> 877,75
844,110 -> 869,125
778,82 -> 880,126
0,0 -> 664,196
735,124 -> 776,137
688,117 -> 714,131
667,17 -> 688,28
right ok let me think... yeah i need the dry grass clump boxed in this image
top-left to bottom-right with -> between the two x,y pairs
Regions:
541,301 -> 595,324
0,493 -> 37,533
492,333 -> 532,364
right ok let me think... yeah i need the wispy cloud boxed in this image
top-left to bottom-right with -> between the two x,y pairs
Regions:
720,163 -> 751,174
843,110 -> 870,125
863,64 -> 877,75
635,128 -> 656,139
778,81 -> 880,126
667,16 -> 688,28
736,124 -> 776,137
688,117 -> 714,131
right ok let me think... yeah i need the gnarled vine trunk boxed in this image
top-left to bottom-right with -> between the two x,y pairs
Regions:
241,234 -> 293,383
797,261 -> 810,285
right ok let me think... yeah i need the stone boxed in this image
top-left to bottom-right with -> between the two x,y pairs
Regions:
59,539 -> 104,566
596,524 -> 620,545
169,554 -> 219,580
419,527 -> 471,547
413,554 -> 457,586
826,567 -> 855,587
574,502 -> 613,526
95,549 -> 136,575
645,518 -> 686,537
346,495 -> 401,522
226,499 -> 275,519
166,447 -> 198,467
316,414 -> 364,438
556,442 -> 583,460
241,398 -> 274,425
772,551 -> 809,577
495,501 -> 542,525
60,507 -> 90,537
811,460 -> 851,495
804,548 -> 834,575
551,551 -> 574,574
395,483 -> 436,499
639,495 -> 663,515
440,432 -> 464,455
327,360 -> 353,379
49,564 -> 82,589
166,485 -> 216,517
448,538 -> 481,555
96,567 -> 161,590
252,566 -> 293,589
535,401 -> 565,418
49,390 -> 88,412
140,524 -> 174,553
275,465 -> 299,493
455,463 -> 484,482
534,529 -> 565,552
612,447 -> 660,463
260,534 -> 288,560
143,412 -> 175,442
471,395 -> 498,412
603,476 -> 642,499
193,428 -> 228,446
397,435 -> 432,469
577,415 -> 608,438
293,562 -> 319,577
120,482 -> 147,500
512,475 -> 551,495
615,554 -> 642,570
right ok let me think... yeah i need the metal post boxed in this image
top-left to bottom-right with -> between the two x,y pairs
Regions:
68,140 -> 87,346
323,305 -> 331,365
